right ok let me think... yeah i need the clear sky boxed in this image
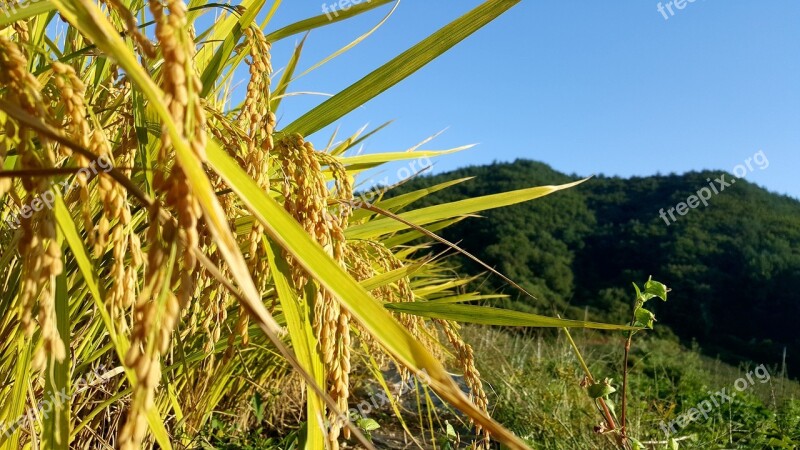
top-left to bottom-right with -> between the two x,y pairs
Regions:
260,1 -> 800,198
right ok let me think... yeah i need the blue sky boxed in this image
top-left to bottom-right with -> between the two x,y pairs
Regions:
258,1 -> 800,197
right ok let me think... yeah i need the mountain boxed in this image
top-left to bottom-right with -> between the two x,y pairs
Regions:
387,159 -> 800,373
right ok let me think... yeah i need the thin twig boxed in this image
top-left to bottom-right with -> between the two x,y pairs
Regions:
620,306 -> 638,450
641,435 -> 693,446
355,201 -> 540,301
0,167 -> 152,178
561,323 -> 620,441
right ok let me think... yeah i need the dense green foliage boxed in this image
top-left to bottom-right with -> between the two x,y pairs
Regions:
389,160 -> 800,374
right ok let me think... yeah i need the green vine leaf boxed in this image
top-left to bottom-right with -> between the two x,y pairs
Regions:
635,307 -> 656,329
644,277 -> 669,302
587,378 -> 617,399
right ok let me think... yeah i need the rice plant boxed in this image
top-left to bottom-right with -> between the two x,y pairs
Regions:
0,1 -> 637,449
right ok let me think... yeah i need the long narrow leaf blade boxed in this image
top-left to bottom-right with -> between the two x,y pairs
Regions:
270,34 -> 307,113
264,0 -> 395,42
265,240 -> 326,449
283,0 -> 521,136
385,303 -> 641,330
347,179 -> 587,239
0,0 -> 56,27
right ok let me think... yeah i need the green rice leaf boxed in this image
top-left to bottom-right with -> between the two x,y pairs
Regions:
283,0 -> 521,137
0,0 -> 56,27
264,0 -> 395,42
347,179 -> 587,239
384,303 -> 641,330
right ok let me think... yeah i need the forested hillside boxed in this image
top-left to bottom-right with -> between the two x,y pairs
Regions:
388,160 -> 800,373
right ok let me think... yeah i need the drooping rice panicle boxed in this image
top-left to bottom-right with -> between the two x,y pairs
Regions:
0,37 -> 67,374
120,0 -> 206,446
274,133 -> 355,447
101,0 -> 157,58
234,25 -> 276,346
51,62 -> 95,247
438,319 -> 490,449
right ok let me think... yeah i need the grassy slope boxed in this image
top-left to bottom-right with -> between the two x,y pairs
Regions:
200,325 -> 800,449
463,327 -> 800,449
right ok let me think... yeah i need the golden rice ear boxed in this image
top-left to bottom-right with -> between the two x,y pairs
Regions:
317,152 -> 354,222
121,202 -> 171,450
0,37 -> 66,373
51,63 -> 96,249
229,25 -> 276,349
54,72 -> 142,324
360,240 -> 444,363
271,135 -> 356,448
101,0 -> 157,58
240,25 -> 273,159
119,0 -> 208,446
438,319 -> 491,449
89,124 -> 140,322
